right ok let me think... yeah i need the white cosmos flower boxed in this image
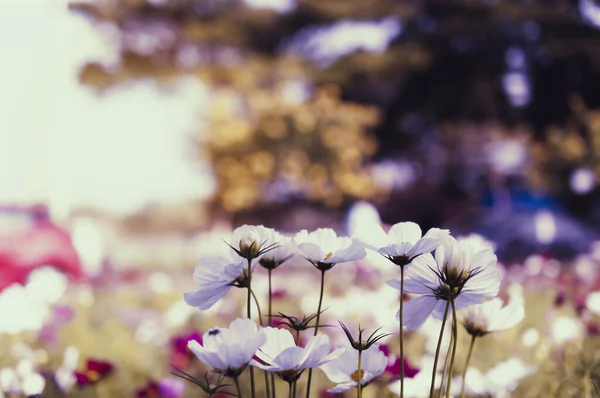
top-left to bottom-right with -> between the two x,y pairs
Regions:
295,228 -> 366,270
250,327 -> 345,382
354,222 -> 449,266
551,316 -> 584,345
451,358 -> 536,397
258,230 -> 297,270
320,345 -> 387,393
390,235 -> 501,330
586,291 -> 600,315
230,224 -> 275,260
461,297 -> 524,337
184,254 -> 245,310
389,355 -> 440,398
188,318 -> 266,376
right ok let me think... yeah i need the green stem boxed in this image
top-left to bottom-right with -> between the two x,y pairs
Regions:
429,300 -> 450,398
269,270 -> 277,398
288,382 -> 293,398
234,376 -> 244,398
437,323 -> 455,398
292,380 -> 297,398
247,259 -> 256,398
399,265 -> 405,398
250,289 -> 264,327
250,289 -> 270,398
446,297 -> 458,398
459,335 -> 477,398
304,269 -> 326,398
357,349 -> 363,398
268,269 -> 273,326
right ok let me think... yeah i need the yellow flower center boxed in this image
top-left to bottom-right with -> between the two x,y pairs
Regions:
324,252 -> 333,260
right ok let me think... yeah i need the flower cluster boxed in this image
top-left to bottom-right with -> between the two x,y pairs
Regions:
181,223 -> 528,398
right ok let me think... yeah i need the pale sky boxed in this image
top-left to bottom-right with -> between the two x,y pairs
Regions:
0,0 -> 215,217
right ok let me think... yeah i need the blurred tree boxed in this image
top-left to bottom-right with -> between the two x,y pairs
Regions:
70,0 -> 600,228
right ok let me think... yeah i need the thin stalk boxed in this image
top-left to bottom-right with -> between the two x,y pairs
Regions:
304,269 -> 326,398
445,297 -> 458,398
357,349 -> 363,398
288,382 -> 294,398
250,289 -> 270,398
250,289 -> 264,327
459,335 -> 477,398
268,269 -> 273,327
292,380 -> 297,398
312,270 -> 326,336
399,265 -> 405,398
269,270 -> 277,398
234,376 -> 244,398
437,323 -> 455,398
247,259 -> 256,398
429,300 -> 450,398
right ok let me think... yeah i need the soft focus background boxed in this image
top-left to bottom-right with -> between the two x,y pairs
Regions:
4,0 -> 600,396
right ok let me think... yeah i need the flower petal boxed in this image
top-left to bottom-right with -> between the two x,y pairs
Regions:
402,296 -> 438,330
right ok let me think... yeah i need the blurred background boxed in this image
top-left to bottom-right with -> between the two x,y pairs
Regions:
4,0 -> 600,396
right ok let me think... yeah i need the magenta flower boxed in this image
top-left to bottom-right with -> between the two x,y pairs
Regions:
170,331 -> 202,369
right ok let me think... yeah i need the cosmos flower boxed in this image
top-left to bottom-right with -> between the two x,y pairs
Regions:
388,356 -> 442,398
295,228 -> 366,271
320,345 -> 387,393
183,254 -> 246,310
451,358 -> 536,396
187,318 -> 266,377
229,225 -> 277,260
250,327 -> 345,382
354,222 -> 449,267
74,359 -> 114,387
586,291 -> 600,315
258,230 -> 297,270
461,297 -> 524,337
377,345 -> 420,381
550,316 -> 584,345
136,378 -> 185,398
0,365 -> 45,397
170,331 -> 202,369
54,346 -> 79,393
390,235 -> 501,330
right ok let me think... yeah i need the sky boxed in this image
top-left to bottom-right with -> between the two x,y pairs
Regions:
0,0 -> 214,217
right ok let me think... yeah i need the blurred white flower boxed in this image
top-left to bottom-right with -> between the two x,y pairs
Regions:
295,228 -> 366,270
521,328 -> 540,347
389,355 -> 441,398
55,346 -> 78,393
461,297 -> 524,337
452,358 -> 536,396
230,224 -> 275,260
0,368 -> 19,394
320,345 -> 387,393
0,365 -> 45,396
586,291 -> 600,315
188,318 -> 266,376
251,327 -> 344,382
345,201 -> 381,236
183,254 -> 245,310
551,316 -> 584,345
393,235 -> 501,329
0,284 -> 51,334
258,229 -> 297,270
355,222 -> 448,266
20,372 -> 45,396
